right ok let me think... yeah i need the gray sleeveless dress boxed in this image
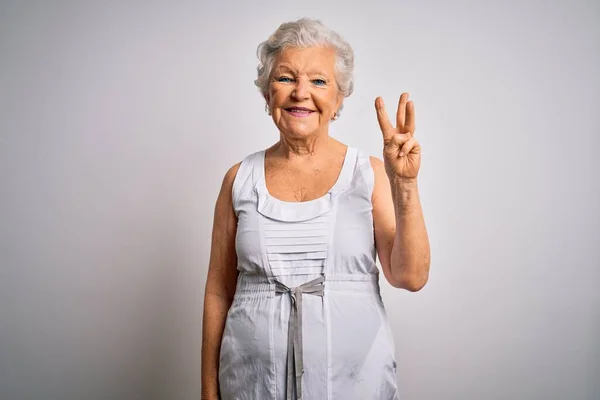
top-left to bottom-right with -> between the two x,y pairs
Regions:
218,146 -> 400,400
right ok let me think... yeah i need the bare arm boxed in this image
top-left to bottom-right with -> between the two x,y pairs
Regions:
371,156 -> 430,291
201,163 -> 240,399
372,93 -> 430,291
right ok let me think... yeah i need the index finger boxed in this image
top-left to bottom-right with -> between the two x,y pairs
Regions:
375,97 -> 394,139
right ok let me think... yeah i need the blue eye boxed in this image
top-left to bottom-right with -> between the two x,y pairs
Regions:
277,76 -> 294,83
312,79 -> 326,86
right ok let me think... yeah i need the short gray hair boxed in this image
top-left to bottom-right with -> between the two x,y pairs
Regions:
255,18 -> 355,116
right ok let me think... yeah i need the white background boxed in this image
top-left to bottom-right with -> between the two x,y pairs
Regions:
1,1 -> 599,399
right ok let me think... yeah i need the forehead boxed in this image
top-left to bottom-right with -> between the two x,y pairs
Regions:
273,46 -> 337,75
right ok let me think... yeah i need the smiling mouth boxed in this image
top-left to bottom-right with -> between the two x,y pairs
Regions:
285,107 -> 315,117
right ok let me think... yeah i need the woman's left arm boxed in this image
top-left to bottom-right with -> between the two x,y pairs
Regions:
372,93 -> 431,291
372,161 -> 430,291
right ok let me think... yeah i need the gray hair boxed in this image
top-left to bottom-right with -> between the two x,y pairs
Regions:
254,18 -> 355,116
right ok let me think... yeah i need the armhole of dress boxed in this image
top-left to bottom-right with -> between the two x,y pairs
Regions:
231,152 -> 256,216
357,150 -> 375,204
356,150 -> 378,266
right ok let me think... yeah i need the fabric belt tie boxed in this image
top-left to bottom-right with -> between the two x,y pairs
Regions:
274,275 -> 325,400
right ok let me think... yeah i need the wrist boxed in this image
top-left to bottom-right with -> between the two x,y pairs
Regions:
389,177 -> 420,211
389,176 -> 418,189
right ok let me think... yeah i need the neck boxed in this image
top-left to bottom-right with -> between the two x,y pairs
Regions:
274,132 -> 334,159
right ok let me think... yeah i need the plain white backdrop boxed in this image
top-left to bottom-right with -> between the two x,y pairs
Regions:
1,1 -> 599,399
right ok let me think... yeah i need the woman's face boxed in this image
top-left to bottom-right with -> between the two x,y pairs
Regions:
266,46 -> 343,139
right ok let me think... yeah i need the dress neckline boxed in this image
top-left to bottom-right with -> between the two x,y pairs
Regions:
259,145 -> 352,204
254,146 -> 356,222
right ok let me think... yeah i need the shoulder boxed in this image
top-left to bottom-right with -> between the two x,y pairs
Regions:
220,149 -> 264,192
368,155 -> 387,181
369,155 -> 384,173
345,149 -> 386,201
224,149 -> 266,209
350,146 -> 381,174
222,162 -> 242,190
368,155 -> 391,203
217,162 -> 242,205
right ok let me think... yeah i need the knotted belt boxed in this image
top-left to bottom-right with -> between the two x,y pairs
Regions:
274,275 -> 325,400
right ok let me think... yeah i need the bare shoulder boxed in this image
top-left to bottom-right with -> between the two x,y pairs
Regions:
213,161 -> 242,224
214,161 -> 241,204
369,155 -> 385,174
221,162 -> 242,193
211,160 -> 242,256
223,161 -> 242,187
368,156 -> 391,203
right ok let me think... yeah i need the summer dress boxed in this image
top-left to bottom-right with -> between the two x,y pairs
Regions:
218,146 -> 400,400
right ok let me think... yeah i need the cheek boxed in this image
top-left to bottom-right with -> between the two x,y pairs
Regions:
269,87 -> 288,104
314,94 -> 337,113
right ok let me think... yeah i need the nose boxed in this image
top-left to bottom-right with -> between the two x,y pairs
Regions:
291,78 -> 310,101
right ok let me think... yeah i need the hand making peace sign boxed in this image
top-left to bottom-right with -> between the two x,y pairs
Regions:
375,93 -> 421,182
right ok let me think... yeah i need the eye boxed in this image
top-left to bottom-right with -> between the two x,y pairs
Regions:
277,76 -> 294,83
312,79 -> 327,86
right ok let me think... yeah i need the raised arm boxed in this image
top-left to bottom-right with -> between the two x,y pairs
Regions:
201,163 -> 241,400
372,93 -> 430,291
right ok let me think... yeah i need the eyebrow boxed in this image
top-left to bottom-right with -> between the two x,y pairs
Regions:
274,65 -> 330,77
274,65 -> 297,74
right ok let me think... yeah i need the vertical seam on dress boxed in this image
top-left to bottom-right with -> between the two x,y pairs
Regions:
269,287 -> 277,399
253,150 -> 278,398
326,146 -> 357,400
324,226 -> 334,400
357,149 -> 375,200
324,191 -> 341,400
256,150 -> 276,279
355,149 -> 378,268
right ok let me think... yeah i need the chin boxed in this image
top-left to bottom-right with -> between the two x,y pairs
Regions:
286,128 -> 319,138
278,122 -> 319,137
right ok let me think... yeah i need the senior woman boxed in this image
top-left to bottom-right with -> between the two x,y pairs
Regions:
202,18 -> 430,400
